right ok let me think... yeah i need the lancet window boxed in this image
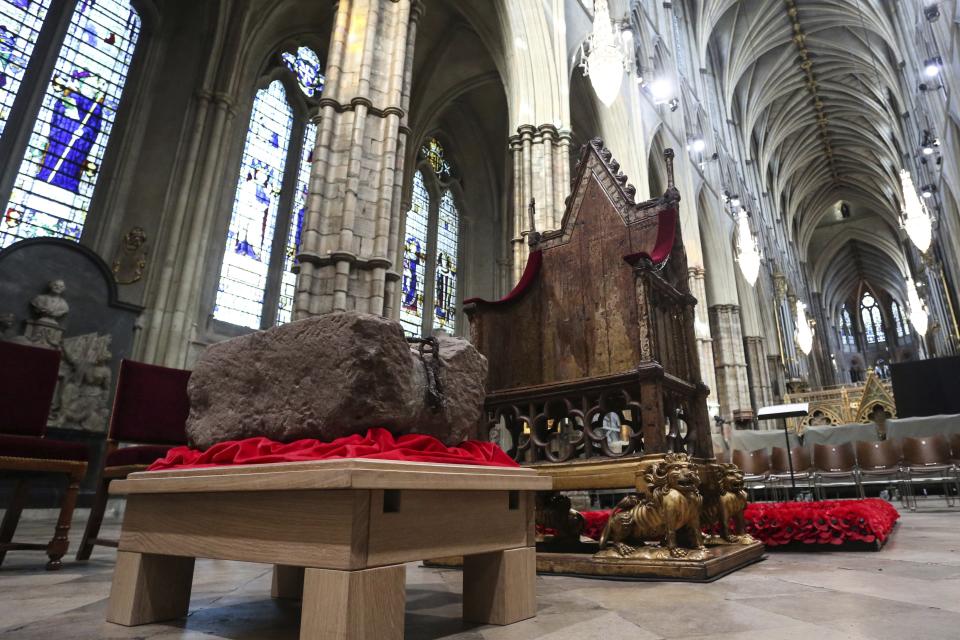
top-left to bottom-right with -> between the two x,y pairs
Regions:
1,0 -> 141,248
212,46 -> 323,330
400,138 -> 460,337
839,305 -> 856,350
891,300 -> 908,338
860,292 -> 886,345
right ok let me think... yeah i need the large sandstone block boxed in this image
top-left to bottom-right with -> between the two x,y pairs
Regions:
186,312 -> 487,449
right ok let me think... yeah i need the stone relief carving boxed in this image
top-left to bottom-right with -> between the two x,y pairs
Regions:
112,226 -> 148,284
1,279 -> 113,432
24,279 -> 69,348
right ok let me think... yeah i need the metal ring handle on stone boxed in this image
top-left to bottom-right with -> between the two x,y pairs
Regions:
407,336 -> 444,412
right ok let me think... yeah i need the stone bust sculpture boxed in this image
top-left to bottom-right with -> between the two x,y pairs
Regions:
31,279 -> 70,324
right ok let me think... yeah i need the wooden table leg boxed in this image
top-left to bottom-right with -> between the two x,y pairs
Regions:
271,564 -> 304,599
300,564 -> 405,640
463,546 -> 536,625
106,551 -> 195,626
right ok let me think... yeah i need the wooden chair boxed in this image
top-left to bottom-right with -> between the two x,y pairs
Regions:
811,442 -> 862,500
901,435 -> 959,510
855,439 -> 906,502
0,341 -> 88,570
732,449 -> 778,500
950,433 -> 960,465
770,446 -> 813,496
76,359 -> 190,560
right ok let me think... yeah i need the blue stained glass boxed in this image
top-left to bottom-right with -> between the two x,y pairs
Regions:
840,305 -> 855,349
214,80 -> 293,329
892,301 -> 907,338
276,121 -> 317,325
860,293 -> 886,345
1,0 -> 140,249
400,171 -> 429,336
281,47 -> 323,97
0,0 -> 52,137
433,190 -> 458,332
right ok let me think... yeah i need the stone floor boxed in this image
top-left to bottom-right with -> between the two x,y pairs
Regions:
1,505 -> 959,639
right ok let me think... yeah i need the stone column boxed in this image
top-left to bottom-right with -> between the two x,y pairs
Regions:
743,336 -> 772,408
709,304 -> 752,424
294,0 -> 414,319
508,124 -> 571,283
688,267 -> 720,419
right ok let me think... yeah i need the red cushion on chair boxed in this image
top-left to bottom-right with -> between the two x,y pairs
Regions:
0,434 -> 88,461
109,360 -> 190,445
106,444 -> 173,467
0,341 -> 62,436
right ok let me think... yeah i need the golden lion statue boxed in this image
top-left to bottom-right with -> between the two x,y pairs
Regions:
700,462 -> 752,543
598,453 -> 705,558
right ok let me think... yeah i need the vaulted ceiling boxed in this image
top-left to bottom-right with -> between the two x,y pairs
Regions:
694,0 -> 911,313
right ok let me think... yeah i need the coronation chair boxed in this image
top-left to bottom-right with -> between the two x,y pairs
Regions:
811,442 -> 862,500
855,439 -> 906,503
76,359 -> 190,560
771,446 -> 813,497
900,434 -> 959,510
0,341 -> 88,570
732,449 -> 779,501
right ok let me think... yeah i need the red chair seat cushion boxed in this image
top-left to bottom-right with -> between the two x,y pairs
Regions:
0,434 -> 88,462
106,444 -> 173,467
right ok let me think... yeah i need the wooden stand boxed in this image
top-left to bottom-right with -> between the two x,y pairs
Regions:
105,459 -> 549,639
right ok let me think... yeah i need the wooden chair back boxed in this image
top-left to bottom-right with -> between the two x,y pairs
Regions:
108,359 -> 190,445
732,448 -> 772,475
0,341 -> 61,437
771,446 -> 811,473
855,439 -> 901,470
902,434 -> 952,467
950,433 -> 960,459
812,442 -> 857,473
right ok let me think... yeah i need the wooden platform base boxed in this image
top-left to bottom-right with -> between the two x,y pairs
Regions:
427,541 -> 764,582
537,541 -> 765,582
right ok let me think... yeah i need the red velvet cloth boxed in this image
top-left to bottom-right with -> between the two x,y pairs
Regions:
0,434 -> 88,461
622,206 -> 678,266
148,428 -> 519,471
110,359 -> 190,445
567,498 -> 899,548
464,250 -> 542,306
0,341 -> 61,436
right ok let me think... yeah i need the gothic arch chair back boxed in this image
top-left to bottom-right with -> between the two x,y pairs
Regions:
464,140 -> 711,493
76,359 -> 190,560
0,341 -> 88,570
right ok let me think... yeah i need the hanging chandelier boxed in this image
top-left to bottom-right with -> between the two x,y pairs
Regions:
900,169 -> 933,253
906,278 -> 929,336
735,207 -> 762,286
581,0 -> 626,107
795,300 -> 814,355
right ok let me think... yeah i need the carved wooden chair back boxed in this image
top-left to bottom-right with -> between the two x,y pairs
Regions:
732,448 -> 772,476
855,439 -> 901,471
812,442 -> 857,473
0,341 -> 61,437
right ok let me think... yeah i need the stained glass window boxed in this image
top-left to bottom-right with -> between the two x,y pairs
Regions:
860,292 -> 886,344
1,0 -> 141,249
213,80 -> 293,329
276,121 -> 317,325
400,170 -> 429,335
891,300 -> 908,338
282,46 -> 323,98
433,190 -> 458,332
422,138 -> 452,180
0,0 -> 52,137
840,305 -> 855,350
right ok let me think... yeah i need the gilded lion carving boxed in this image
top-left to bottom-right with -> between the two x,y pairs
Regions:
598,453 -> 705,558
701,462 -> 753,543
